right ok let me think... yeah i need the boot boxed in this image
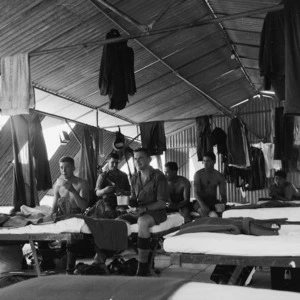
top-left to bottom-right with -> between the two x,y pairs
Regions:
136,262 -> 150,276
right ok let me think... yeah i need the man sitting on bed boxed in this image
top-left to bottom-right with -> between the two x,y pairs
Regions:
95,152 -> 131,218
50,156 -> 90,273
119,147 -> 169,276
194,151 -> 227,218
269,170 -> 300,201
164,161 -> 192,223
52,156 -> 89,215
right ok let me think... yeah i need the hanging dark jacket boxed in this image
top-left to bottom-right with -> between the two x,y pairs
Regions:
248,147 -> 266,190
211,127 -> 227,157
140,121 -> 166,156
285,0 -> 300,114
196,116 -> 213,161
227,117 -> 250,168
99,29 -> 136,110
259,9 -> 285,100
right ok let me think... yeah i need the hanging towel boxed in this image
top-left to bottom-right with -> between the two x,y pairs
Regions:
0,53 -> 35,115
140,121 -> 166,156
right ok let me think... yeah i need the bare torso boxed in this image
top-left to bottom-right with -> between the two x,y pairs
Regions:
55,176 -> 88,209
168,176 -> 190,204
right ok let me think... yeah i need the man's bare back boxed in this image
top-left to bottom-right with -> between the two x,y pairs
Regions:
168,176 -> 190,204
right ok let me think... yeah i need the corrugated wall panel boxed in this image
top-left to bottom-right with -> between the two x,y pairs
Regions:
166,97 -> 289,204
166,129 -> 191,179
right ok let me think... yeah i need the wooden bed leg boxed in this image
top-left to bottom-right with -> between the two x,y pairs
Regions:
227,266 -> 244,285
29,239 -> 41,277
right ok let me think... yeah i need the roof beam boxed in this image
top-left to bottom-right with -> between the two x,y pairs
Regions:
89,1 -> 238,119
29,4 -> 284,57
200,0 -> 259,95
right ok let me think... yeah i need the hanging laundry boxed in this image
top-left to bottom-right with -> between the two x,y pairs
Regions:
140,121 -> 166,156
285,0 -> 300,114
259,8 -> 285,100
10,115 -> 39,211
29,113 -> 52,191
273,107 -> 284,160
252,142 -> 282,178
227,117 -> 251,168
0,53 -> 35,115
248,146 -> 266,190
211,127 -> 227,157
195,116 -> 213,161
79,127 -> 99,207
293,116 -> 300,147
99,29 -> 136,110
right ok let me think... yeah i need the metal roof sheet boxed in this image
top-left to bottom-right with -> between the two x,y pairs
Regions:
0,0 -> 280,137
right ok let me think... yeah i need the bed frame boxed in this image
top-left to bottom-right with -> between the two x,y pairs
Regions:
169,253 -> 300,285
0,233 -> 85,276
0,226 -> 180,277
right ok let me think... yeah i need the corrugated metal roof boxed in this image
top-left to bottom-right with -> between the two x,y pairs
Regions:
0,0 -> 279,137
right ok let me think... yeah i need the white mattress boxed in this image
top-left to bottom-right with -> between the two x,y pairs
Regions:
164,225 -> 300,256
223,205 -> 300,221
0,214 -> 184,237
0,218 -> 86,235
170,282 -> 300,300
130,213 -> 184,234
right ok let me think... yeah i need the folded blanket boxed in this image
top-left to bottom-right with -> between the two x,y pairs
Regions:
0,213 -> 55,228
79,216 -> 128,251
176,217 -> 287,236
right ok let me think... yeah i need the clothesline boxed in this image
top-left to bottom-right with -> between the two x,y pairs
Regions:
28,4 -> 283,57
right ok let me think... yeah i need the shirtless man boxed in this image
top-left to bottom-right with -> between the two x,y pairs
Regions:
52,156 -> 89,215
40,156 -> 89,273
269,170 -> 300,201
164,161 -> 192,223
194,151 -> 227,217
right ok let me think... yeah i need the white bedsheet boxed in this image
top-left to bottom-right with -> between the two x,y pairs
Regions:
170,282 -> 300,300
0,218 -> 86,235
0,213 -> 184,237
164,225 -> 300,256
223,202 -> 300,221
